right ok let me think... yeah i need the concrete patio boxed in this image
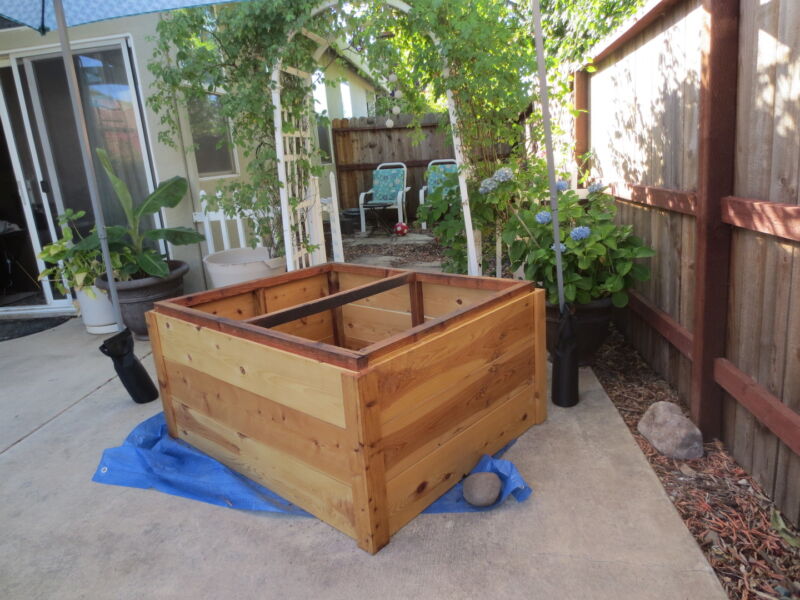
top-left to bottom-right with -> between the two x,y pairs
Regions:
0,319 -> 726,600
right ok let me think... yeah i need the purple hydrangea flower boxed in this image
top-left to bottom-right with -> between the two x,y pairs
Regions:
479,177 -> 498,195
556,180 -> 569,193
588,182 -> 604,194
535,210 -> 552,225
570,226 -> 591,241
550,242 -> 567,253
492,167 -> 514,183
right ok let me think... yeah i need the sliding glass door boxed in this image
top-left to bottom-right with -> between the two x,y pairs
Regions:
0,38 -> 156,313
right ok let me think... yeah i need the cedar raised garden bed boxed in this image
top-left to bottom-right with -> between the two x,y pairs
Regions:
146,263 -> 547,553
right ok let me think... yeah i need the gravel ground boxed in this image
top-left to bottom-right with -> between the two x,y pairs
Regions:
344,240 -> 445,267
593,327 -> 800,600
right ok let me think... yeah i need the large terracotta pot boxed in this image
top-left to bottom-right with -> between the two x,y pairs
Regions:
545,297 -> 613,366
97,260 -> 189,339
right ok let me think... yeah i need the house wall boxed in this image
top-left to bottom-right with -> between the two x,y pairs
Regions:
316,55 -> 376,198
0,13 -> 255,293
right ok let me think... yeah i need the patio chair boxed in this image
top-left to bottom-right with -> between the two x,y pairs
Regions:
359,162 -> 410,233
418,159 -> 458,230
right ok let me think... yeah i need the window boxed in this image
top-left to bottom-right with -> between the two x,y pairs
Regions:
340,81 -> 353,119
187,94 -> 236,177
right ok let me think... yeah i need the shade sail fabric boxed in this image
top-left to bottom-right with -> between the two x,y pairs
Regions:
0,1 -> 228,34
93,412 -> 533,515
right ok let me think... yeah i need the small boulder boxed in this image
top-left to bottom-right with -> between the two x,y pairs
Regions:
637,401 -> 703,459
463,472 -> 502,507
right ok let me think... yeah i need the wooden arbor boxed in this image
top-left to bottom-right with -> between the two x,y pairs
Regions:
270,0 -> 481,275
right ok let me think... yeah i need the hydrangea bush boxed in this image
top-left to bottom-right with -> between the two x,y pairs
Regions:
503,182 -> 655,307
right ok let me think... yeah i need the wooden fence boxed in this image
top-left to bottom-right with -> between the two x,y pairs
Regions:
331,114 -> 454,220
577,0 -> 800,524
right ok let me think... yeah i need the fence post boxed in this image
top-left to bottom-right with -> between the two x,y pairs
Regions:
573,69 -> 589,182
691,0 -> 740,440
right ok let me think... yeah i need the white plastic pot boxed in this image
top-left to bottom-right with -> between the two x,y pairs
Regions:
75,286 -> 118,335
203,247 -> 287,289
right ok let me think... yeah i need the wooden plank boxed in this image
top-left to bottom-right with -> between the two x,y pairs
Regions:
385,385 -> 534,535
336,158 -> 440,172
338,272 -> 412,312
409,281 -> 424,327
154,312 -> 348,427
246,273 -> 412,329
145,310 -> 178,437
690,0 -> 739,440
382,337 -> 535,478
342,372 -> 390,554
415,270 -> 521,291
259,273 -> 329,313
271,310 -> 334,342
574,69 -> 590,178
327,270 -> 346,347
174,403 -> 356,536
365,284 -> 535,363
629,289 -> 693,359
166,360 -> 351,480
611,182 -> 697,216
373,293 -> 537,425
421,281 -> 497,318
189,292 -> 260,320
154,302 -> 363,370
714,358 -> 800,457
172,264 -> 332,307
721,196 -> 800,243
340,304 -> 412,346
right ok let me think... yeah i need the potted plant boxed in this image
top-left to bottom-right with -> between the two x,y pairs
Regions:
91,148 -> 205,338
37,209 -> 117,334
200,188 -> 286,288
503,179 -> 655,364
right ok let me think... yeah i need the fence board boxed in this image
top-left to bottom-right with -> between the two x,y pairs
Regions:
586,0 -> 800,523
332,114 -> 454,221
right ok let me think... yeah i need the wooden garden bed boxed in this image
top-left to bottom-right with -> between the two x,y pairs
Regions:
146,263 -> 547,553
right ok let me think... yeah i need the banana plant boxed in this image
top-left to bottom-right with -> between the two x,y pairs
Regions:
75,148 -> 204,280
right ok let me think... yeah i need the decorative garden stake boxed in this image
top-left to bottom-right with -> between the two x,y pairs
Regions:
531,0 -> 578,407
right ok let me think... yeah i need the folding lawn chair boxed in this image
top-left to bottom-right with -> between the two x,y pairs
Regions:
418,159 -> 458,230
358,162 -> 410,233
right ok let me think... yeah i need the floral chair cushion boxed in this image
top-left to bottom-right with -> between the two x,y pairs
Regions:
427,163 -> 459,196
371,168 -> 405,205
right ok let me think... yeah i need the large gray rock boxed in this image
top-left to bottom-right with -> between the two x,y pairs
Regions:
637,401 -> 704,459
463,472 -> 502,507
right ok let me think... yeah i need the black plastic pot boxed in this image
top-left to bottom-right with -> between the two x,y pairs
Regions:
99,328 -> 158,404
545,297 -> 613,366
97,260 -> 189,339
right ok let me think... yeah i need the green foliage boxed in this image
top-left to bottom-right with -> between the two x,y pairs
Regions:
84,148 -> 205,280
37,210 -> 109,296
147,0 -> 328,253
503,183 -> 654,306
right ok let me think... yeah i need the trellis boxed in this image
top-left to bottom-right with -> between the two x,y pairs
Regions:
271,0 -> 480,274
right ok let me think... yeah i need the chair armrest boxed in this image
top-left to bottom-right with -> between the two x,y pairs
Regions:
359,189 -> 374,206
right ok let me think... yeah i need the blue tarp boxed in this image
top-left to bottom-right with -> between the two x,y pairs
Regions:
93,413 -> 532,514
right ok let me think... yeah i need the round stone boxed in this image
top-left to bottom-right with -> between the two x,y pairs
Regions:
463,472 -> 502,507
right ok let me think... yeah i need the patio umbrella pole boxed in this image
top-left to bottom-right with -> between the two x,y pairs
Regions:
531,0 -> 579,407
53,0 -> 124,331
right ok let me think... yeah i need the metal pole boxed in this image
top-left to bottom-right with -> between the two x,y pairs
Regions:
531,0 -> 566,311
53,0 -> 124,330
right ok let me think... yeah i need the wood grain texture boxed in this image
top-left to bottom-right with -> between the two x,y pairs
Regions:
145,310 -> 178,437
690,0 -> 739,440
175,403 -> 356,537
342,371 -> 390,554
722,196 -> 800,243
154,312 -> 348,427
